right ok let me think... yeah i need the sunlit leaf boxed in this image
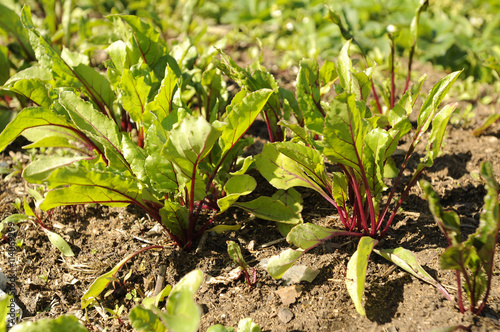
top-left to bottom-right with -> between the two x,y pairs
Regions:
346,237 -> 377,316
43,228 -> 75,257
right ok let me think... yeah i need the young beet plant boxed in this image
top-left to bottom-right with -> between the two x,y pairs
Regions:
0,7 -> 301,251
257,40 -> 461,315
421,162 -> 500,315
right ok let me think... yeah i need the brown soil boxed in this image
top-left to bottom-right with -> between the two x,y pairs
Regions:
1,64 -> 500,331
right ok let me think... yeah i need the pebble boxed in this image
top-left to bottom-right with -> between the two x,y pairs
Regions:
278,307 -> 294,323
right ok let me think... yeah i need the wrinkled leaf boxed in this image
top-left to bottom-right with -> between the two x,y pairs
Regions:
324,93 -> 371,176
256,142 -> 328,196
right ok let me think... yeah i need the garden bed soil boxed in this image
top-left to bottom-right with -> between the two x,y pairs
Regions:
1,61 -> 500,331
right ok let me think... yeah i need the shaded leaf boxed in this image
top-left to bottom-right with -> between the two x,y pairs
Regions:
218,174 -> 256,213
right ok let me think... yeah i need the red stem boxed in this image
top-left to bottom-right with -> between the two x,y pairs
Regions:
379,166 -> 425,238
390,39 -> 396,109
370,78 -> 383,114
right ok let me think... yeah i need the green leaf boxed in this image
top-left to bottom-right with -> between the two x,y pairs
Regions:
40,185 -> 132,210
337,40 -> 354,93
421,181 -> 461,245
0,4 -> 34,60
255,142 -> 328,196
23,198 -> 35,217
374,247 -> 452,301
23,136 -> 82,150
207,225 -> 241,234
142,284 -> 172,309
324,93 -> 371,175
362,128 -> 391,197
234,196 -> 302,225
319,60 -> 338,95
23,156 -> 90,182
417,103 -> 457,171
0,293 -> 11,332
296,59 -> 325,133
160,201 -> 189,241
159,270 -> 203,332
108,15 -> 163,67
10,315 -> 89,332
163,116 -> 222,180
217,174 -> 256,213
219,89 -> 273,157
331,172 -> 349,211
410,0 -> 429,46
267,248 -> 303,279
129,306 -> 166,332
21,7 -> 114,114
472,162 -> 500,273
0,107 -> 79,153
3,67 -> 54,107
146,66 -> 179,120
439,245 -> 474,271
286,223 -> 339,250
207,325 -> 234,332
43,228 -> 75,257
119,68 -> 152,124
58,91 -> 127,169
272,189 -> 304,236
237,318 -> 261,332
227,241 -> 248,270
415,71 -> 462,145
346,236 -> 377,316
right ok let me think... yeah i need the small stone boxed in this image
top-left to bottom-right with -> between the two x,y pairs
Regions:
247,240 -> 256,251
278,307 -> 294,323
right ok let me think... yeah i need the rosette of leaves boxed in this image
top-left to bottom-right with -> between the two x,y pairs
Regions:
0,7 -> 301,250
257,40 -> 461,315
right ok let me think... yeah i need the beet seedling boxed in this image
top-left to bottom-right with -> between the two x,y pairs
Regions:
0,7 -> 301,251
421,162 -> 499,315
258,39 -> 460,315
227,241 -> 257,286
